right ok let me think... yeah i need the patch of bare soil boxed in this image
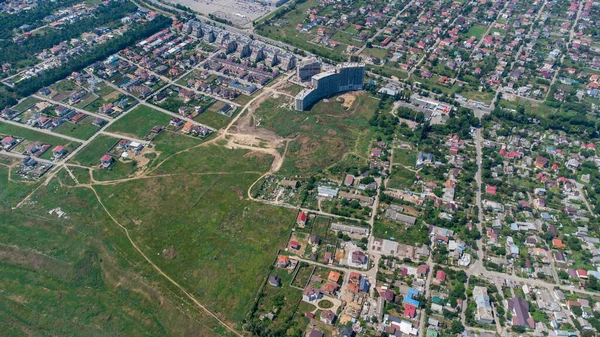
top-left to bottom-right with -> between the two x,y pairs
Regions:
338,92 -> 357,109
161,245 -> 178,260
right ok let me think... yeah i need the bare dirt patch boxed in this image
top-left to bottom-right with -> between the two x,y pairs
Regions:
161,245 -> 178,260
338,92 -> 357,109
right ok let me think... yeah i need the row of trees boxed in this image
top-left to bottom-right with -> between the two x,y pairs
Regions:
0,0 -> 81,39
0,1 -> 139,65
13,16 -> 173,98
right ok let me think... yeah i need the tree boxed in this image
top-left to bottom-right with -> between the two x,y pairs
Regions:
512,326 -> 526,333
558,270 -> 569,280
451,320 -> 465,334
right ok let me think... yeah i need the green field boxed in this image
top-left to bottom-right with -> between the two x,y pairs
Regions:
363,47 -> 389,59
0,122 -> 81,151
94,162 -> 296,323
253,92 -> 379,177
393,148 -> 417,166
11,96 -> 41,112
1,179 -> 239,336
70,134 -> 118,167
0,159 -> 40,208
2,130 -> 296,335
195,110 -> 232,130
149,143 -> 273,176
387,165 -> 417,190
464,24 -> 488,40
106,105 -> 172,139
53,119 -> 101,140
373,218 -> 429,245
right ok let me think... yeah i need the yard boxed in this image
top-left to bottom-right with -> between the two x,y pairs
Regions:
53,118 -> 101,140
106,105 -> 172,139
69,134 -> 118,167
464,24 -> 488,40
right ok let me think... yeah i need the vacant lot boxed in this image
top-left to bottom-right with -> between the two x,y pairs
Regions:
95,170 -> 296,323
53,118 -> 101,140
464,24 -> 488,40
393,148 -> 417,167
253,92 -> 379,177
387,165 -> 417,190
150,143 -> 273,176
70,134 -> 118,167
106,105 -> 172,139
2,179 -> 237,337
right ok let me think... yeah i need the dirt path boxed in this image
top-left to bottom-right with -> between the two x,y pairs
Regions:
88,185 -> 243,337
11,71 -> 298,336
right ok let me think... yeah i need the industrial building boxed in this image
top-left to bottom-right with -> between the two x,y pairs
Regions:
295,63 -> 365,111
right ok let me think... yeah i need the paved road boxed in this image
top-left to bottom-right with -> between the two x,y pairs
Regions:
99,131 -> 148,145
489,0 -> 548,109
99,75 -> 216,132
32,94 -> 114,121
0,118 -> 84,143
0,150 -> 55,165
354,0 -> 417,56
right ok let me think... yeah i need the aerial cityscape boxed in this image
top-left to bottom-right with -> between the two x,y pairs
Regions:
0,0 -> 599,337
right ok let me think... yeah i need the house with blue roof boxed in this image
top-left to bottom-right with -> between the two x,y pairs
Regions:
404,288 -> 420,307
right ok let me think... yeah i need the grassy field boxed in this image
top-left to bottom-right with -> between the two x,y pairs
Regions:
373,218 -> 429,245
0,122 -> 81,152
464,24 -> 488,39
70,134 -> 118,167
363,47 -> 389,59
393,148 -> 417,166
1,178 -> 239,337
106,105 -> 172,139
195,109 -> 232,130
460,89 -> 495,105
253,92 -> 379,177
94,169 -> 296,323
149,143 -> 273,176
387,165 -> 417,190
53,118 -> 101,140
0,160 -> 40,208
11,96 -> 41,112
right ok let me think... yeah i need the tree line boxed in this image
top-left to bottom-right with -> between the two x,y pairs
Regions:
0,0 -> 81,39
13,15 -> 173,98
0,1 -> 139,65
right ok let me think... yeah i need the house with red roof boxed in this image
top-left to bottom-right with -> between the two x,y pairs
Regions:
552,238 -> 566,249
486,185 -> 497,195
297,211 -> 307,227
52,145 -> 66,158
435,270 -> 447,282
404,303 -> 417,318
1,136 -> 16,148
577,269 -> 588,279
277,255 -> 290,268
417,264 -> 429,276
100,155 -> 114,169
290,240 -> 300,250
